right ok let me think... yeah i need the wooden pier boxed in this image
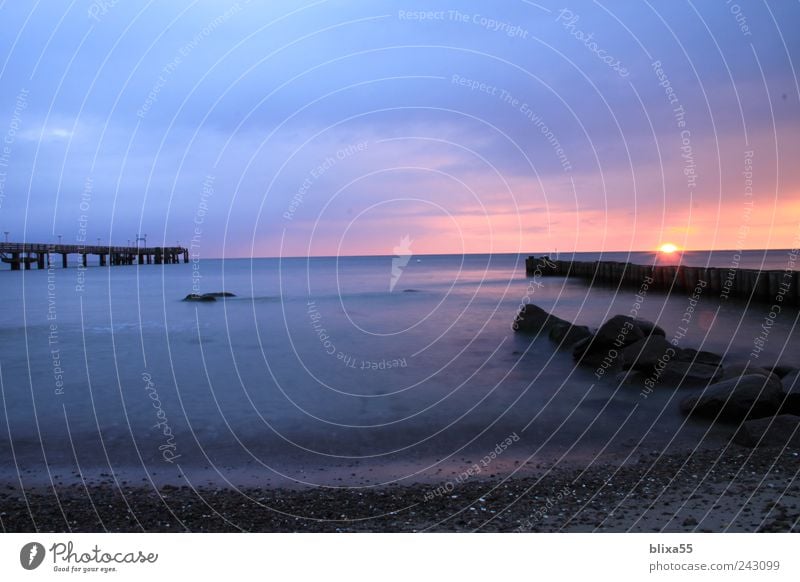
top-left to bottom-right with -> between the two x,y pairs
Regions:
526,256 -> 800,306
1,242 -> 189,270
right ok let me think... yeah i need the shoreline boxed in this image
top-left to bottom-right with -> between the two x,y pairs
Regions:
3,445 -> 797,533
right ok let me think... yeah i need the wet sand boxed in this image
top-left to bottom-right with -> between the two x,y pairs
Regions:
2,445 -> 798,532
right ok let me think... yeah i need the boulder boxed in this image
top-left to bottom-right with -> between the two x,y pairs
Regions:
203,291 -> 236,298
733,415 -> 800,448
719,362 -> 776,382
183,293 -> 216,302
780,369 -> 800,415
679,374 -> 785,422
767,364 -> 797,379
548,322 -> 592,348
657,360 -> 722,385
513,304 -> 568,333
593,315 -> 645,348
677,348 -> 723,367
620,336 -> 678,372
635,319 -> 666,337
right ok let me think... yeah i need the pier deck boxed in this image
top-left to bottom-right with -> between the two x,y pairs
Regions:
1,242 -> 189,270
526,255 -> 799,305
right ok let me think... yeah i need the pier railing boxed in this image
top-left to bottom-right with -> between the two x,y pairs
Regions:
526,256 -> 799,305
0,242 -> 189,270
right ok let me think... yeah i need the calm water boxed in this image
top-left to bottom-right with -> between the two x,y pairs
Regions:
0,251 -> 798,488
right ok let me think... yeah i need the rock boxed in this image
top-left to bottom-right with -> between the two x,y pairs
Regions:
780,370 -> 800,415
183,294 -> 216,302
635,319 -> 666,337
512,304 -> 568,333
677,348 -> 722,367
657,360 -> 722,385
203,292 -> 236,298
620,336 -> 678,372
615,370 -> 649,388
719,362 -> 776,382
768,364 -> 797,379
593,315 -> 644,348
733,415 -> 800,448
679,374 -> 785,422
548,322 -> 592,348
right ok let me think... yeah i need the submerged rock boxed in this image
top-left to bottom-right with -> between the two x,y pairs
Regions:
679,373 -> 784,422
548,322 -> 592,348
658,360 -> 722,385
718,362 -> 776,382
593,315 -> 645,348
620,336 -> 678,372
677,348 -> 722,367
635,319 -> 666,337
182,292 -> 236,302
183,293 -> 216,302
512,304 -> 569,333
733,415 -> 800,448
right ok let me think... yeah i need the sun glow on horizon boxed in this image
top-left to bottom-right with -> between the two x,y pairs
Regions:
658,243 -> 680,254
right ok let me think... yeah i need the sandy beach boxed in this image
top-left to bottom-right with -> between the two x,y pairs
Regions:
3,445 -> 797,533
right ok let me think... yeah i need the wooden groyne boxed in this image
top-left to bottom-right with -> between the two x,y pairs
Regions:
0,242 -> 189,270
526,256 -> 800,305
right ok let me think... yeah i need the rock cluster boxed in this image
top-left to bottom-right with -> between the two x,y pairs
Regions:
512,303 -> 800,448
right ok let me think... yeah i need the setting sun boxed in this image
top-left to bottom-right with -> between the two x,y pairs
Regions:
658,243 -> 680,254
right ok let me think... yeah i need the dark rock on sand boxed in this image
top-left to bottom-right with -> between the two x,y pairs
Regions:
513,304 -> 568,333
203,292 -> 236,298
733,415 -> 800,448
548,322 -> 592,348
620,336 -> 677,371
679,374 -> 784,422
593,315 -> 645,347
183,293 -> 217,302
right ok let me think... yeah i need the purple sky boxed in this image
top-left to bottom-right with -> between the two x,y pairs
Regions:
0,1 -> 798,257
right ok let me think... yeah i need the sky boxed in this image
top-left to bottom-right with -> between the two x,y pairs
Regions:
0,0 -> 798,258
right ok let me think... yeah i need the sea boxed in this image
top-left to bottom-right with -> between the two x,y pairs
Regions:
0,250 -> 797,489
